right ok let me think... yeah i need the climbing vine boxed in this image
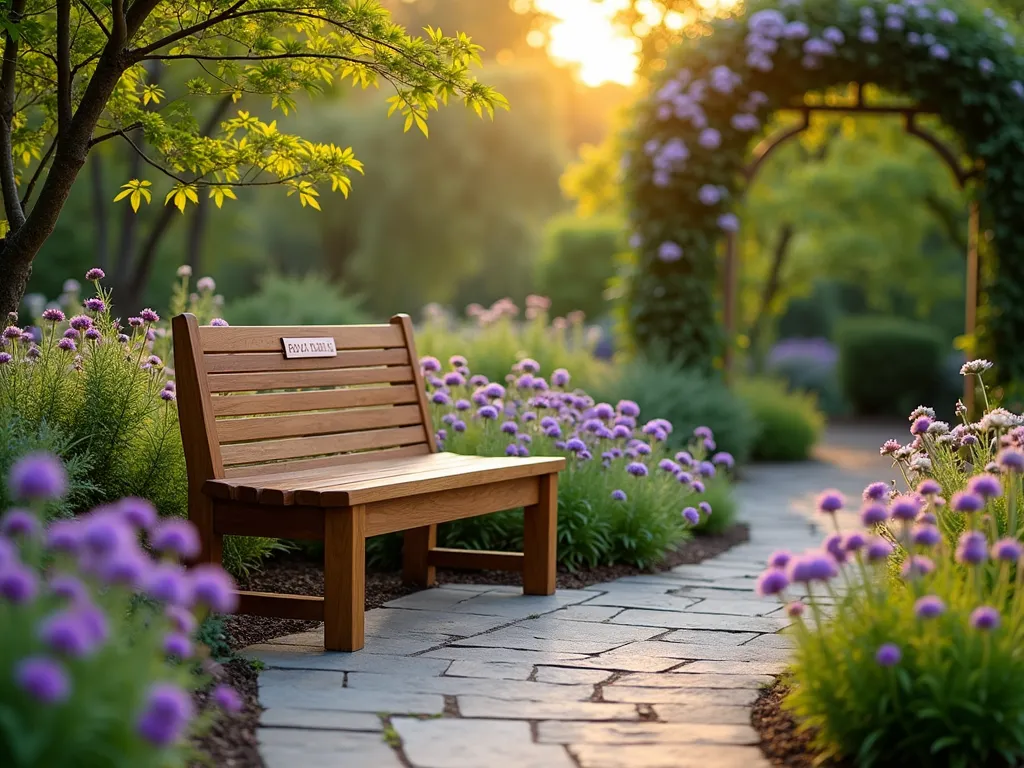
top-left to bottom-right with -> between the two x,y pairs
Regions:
624,0 -> 1024,379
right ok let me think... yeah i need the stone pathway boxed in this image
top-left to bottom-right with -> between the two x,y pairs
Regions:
244,424 -> 899,768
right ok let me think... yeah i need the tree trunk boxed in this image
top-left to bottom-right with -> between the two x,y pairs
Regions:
0,238 -> 32,316
186,195 -> 210,273
91,155 -> 109,269
748,222 -> 795,372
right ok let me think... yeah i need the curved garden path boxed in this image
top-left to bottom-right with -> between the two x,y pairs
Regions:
243,423 -> 898,767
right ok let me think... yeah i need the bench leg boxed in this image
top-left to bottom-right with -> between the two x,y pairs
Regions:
402,525 -> 437,587
324,505 -> 366,652
523,473 -> 557,595
193,494 -> 223,567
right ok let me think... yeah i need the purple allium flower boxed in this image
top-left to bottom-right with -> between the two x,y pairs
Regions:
880,440 -> 901,456
164,632 -> 193,658
39,609 -> 104,657
499,421 -> 518,436
0,565 -> 38,603
84,328 -> 101,341
697,128 -> 721,149
698,185 -> 721,206
658,242 -> 683,263
691,479 -> 705,494
1012,81 -> 1024,99
884,15 -> 904,29
41,308 -> 65,322
783,20 -> 809,38
151,519 -> 201,560
46,520 -> 81,554
84,298 -> 106,313
57,337 -> 76,352
517,358 -> 540,374
430,391 -> 451,406
875,643 -> 901,667
998,449 -> 1024,472
951,491 -> 985,513
146,564 -> 192,606
610,425 -> 631,440
49,574 -> 87,603
196,276 -> 216,293
676,471 -> 693,485
970,605 -> 1001,631
166,605 -> 197,634
864,483 -> 889,502
816,489 -> 844,514
956,531 -> 988,565
682,506 -> 700,525
889,494 -> 922,521
454,399 -> 471,412
979,57 -> 995,76
2,324 -> 22,339
937,8 -> 957,23
967,474 -> 1001,499
117,333 -> 129,343
843,532 -> 866,552
787,552 -> 839,583
69,315 -> 92,331
1,508 -> 40,538
910,416 -> 932,435
768,551 -> 791,569
483,383 -> 506,399
699,501 -> 712,516
929,43 -> 950,60
916,479 -> 942,496
618,400 -> 641,418
139,308 -> 160,323
159,389 -> 176,402
9,452 -> 67,501
901,555 -> 936,578
865,537 -> 894,562
213,685 -> 243,713
210,318 -> 229,327
551,368 -> 570,387
626,462 -> 648,477
15,657 -> 70,704
822,26 -> 845,45
858,25 -> 878,42
658,459 -> 680,473
593,402 -> 615,421
992,538 -> 1023,562
786,602 -> 805,618
695,461 -> 714,478
128,317 -> 144,328
611,489 -> 627,502
477,405 -> 499,420
85,268 -> 105,281
137,683 -> 194,746
912,524 -> 942,547
189,564 -> 237,613
711,452 -> 734,469
915,595 -> 945,619
717,213 -> 740,232
824,534 -> 847,564
565,438 -> 587,453
756,568 -> 789,596
0,352 -> 10,364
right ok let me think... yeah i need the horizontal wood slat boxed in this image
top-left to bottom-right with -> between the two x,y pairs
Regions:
211,385 -> 420,417
200,324 -> 405,353
203,348 -> 410,374
427,548 -> 524,572
220,425 -> 428,466
218,444 -> 432,482
207,366 -> 415,394
236,591 -> 325,621
212,501 -> 324,539
217,405 -> 423,443
365,478 -> 540,537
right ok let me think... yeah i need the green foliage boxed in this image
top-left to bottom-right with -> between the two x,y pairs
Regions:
536,215 -> 623,321
624,0 -> 1024,381
0,419 -> 95,520
736,378 -> 824,462
588,356 -> 757,464
690,477 -> 737,536
225,272 -> 370,326
415,298 -> 610,392
837,316 -> 945,416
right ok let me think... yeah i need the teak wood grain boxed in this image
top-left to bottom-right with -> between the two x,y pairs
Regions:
173,312 -> 563,653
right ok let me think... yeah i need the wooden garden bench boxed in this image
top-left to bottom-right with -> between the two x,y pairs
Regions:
171,313 -> 564,652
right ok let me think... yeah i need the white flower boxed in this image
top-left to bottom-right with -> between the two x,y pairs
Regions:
911,456 -> 933,473
909,405 -> 936,421
960,359 -> 993,375
177,265 -> 193,278
979,408 -> 1023,431
926,421 -> 950,435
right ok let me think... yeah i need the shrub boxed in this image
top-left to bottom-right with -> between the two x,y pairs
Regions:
0,453 -> 242,767
535,215 -> 622,321
3,268 -> 277,577
836,316 -> 945,417
415,297 -> 609,391
224,272 -> 370,327
758,361 -> 1024,767
690,477 -> 737,536
736,378 -> 824,462
588,355 -> 757,465
765,338 -> 846,417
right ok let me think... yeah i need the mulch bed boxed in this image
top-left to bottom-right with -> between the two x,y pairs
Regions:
752,679 -> 842,767
197,523 -> 750,767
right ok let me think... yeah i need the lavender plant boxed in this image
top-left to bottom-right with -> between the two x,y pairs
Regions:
419,354 -> 735,569
0,453 -> 242,768
758,361 -> 1024,767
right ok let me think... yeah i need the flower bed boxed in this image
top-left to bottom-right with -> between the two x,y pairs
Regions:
757,360 -> 1024,766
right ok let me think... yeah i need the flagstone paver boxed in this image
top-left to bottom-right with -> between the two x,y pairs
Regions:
246,423 -> 894,766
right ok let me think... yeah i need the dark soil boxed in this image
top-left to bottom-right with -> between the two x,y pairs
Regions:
752,679 -> 842,767
199,523 -> 750,767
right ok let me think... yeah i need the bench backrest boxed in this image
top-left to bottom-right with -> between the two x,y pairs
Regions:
172,313 -> 437,481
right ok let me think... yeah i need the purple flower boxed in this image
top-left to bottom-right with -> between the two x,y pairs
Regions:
499,421 -> 518,436
618,400 -> 641,418
698,461 -> 716,478
69,314 -> 92,331
611,489 -> 627,502
213,685 -> 243,713
626,462 -> 648,477
929,44 -> 950,60
658,242 -> 683,263
15,657 -> 70,704
682,506 -> 700,525
697,128 -> 721,149
430,391 -> 451,406
843,532 -> 866,552
884,15 -> 904,30
916,479 -> 941,496
84,298 -> 106,313
951,491 -> 985,513
42,308 -> 65,322
711,452 -> 734,469
159,389 -> 176,402
979,58 -> 995,76
49,574 -> 87,603
865,537 -> 894,562
822,26 -> 845,45
39,609 -> 103,657
889,494 -> 922,521
786,602 -> 805,618
691,479 -> 706,494
57,337 -> 77,352
901,555 -> 935,578
454,399 -> 471,412
137,683 -> 194,746
968,474 -> 1001,499
210,318 -> 229,327
992,538 -> 1023,562
140,308 -> 160,323
783,20 -> 809,39
85,268 -> 105,281
910,416 -> 932,435
190,564 -> 238,613
912,524 -> 941,547
803,38 -> 835,57
699,501 -> 712,516
448,355 -> 467,368
698,185 -> 722,206
0,564 -> 37,603
551,368 -> 570,387
483,383 -> 506,399
146,564 -> 192,606
196,276 -> 216,293
2,324 -> 22,339
970,605 -> 1001,631
1012,81 -> 1024,99
859,26 -> 879,42
998,449 -> 1024,472
717,213 -> 740,233
9,453 -> 67,500
128,317 -> 144,328
0,352 -> 11,364
816,490 -> 844,514
937,8 -> 957,23
824,534 -> 847,564
1,508 -> 40,538
46,520 -> 82,554
768,551 -> 791,569
443,371 -> 465,387
956,531 -> 988,565
477,405 -> 499,420
756,568 -> 789,596
151,519 -> 201,560
565,438 -> 587,454
915,595 -> 945,619
863,482 -> 889,501
875,643 -> 901,667
166,605 -> 197,634
164,632 -> 193,658
787,552 -> 838,583
84,328 -> 101,341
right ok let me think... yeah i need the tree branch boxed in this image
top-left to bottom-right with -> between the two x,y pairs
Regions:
131,0 -> 248,58
138,51 -> 371,66
111,0 -> 127,45
20,137 -> 58,210
57,0 -> 73,138
89,121 -> 142,147
0,0 -> 27,229
76,0 -> 111,38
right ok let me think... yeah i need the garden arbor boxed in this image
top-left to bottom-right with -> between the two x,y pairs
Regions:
625,0 -> 1024,395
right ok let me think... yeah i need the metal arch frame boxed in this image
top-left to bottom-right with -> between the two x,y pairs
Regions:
722,85 -> 982,410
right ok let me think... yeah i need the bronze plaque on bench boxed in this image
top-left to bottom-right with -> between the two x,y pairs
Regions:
281,337 -> 338,359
